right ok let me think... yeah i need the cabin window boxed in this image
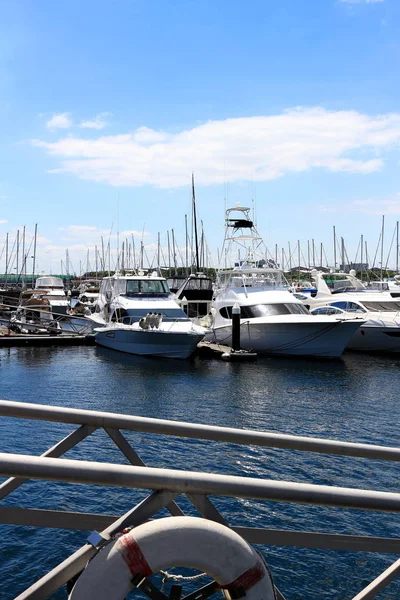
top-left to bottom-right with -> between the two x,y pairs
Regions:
114,280 -> 127,295
330,301 -> 366,313
361,301 -> 400,312
311,306 -> 344,315
219,303 -> 309,319
125,279 -> 169,295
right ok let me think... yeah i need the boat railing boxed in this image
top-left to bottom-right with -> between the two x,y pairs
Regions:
0,400 -> 400,599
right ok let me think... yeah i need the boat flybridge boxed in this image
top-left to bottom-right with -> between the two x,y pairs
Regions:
207,206 -> 365,357
305,270 -> 400,353
34,276 -> 70,315
91,271 -> 208,359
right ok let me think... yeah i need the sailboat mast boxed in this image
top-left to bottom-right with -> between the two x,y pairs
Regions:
5,232 -> 8,286
360,234 -> 364,281
157,232 -> 161,273
192,173 -> 200,272
22,225 -> 26,285
32,223 -> 38,287
333,226 -> 337,271
396,221 -> 399,274
380,215 -> 385,280
185,214 -> 189,276
297,240 -> 301,281
167,231 -> 171,277
16,230 -> 19,282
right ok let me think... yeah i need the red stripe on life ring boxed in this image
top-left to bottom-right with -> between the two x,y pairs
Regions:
117,535 -> 153,578
222,560 -> 265,594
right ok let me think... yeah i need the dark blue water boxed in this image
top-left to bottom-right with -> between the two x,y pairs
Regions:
1,347 -> 400,599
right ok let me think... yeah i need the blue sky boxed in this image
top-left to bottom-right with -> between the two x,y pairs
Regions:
0,0 -> 399,274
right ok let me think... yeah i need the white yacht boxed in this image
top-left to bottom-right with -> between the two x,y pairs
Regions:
207,206 -> 364,358
305,270 -> 400,353
34,276 -> 70,315
92,272 -> 208,359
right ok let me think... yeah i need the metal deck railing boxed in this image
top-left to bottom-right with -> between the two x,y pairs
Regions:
0,399 -> 399,600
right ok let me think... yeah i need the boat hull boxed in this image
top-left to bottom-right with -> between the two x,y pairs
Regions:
95,327 -> 204,359
348,324 -> 400,353
208,319 -> 363,358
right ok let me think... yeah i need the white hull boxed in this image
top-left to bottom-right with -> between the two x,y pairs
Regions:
348,324 -> 400,353
95,325 -> 205,359
208,319 -> 363,357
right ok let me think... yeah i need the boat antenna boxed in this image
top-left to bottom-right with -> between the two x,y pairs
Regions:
192,172 -> 200,272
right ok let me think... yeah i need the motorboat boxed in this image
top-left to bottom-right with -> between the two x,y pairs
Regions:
304,270 -> 400,353
207,206 -> 365,357
91,272 -> 195,325
91,271 -> 209,358
94,315 -> 206,359
9,290 -> 61,335
34,276 -> 70,315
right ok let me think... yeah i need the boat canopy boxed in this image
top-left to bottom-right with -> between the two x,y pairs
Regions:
35,277 -> 64,289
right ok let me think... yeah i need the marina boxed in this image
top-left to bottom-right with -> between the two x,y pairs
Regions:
1,0 -> 400,597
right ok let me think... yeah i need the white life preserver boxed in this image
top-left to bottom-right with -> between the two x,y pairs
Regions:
69,516 -> 276,600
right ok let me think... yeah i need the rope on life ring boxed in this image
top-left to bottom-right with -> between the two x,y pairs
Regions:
69,516 -> 276,600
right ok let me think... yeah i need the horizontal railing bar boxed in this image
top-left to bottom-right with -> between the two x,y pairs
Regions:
0,506 -> 116,530
2,453 -> 400,512
0,424 -> 97,501
1,400 -> 400,461
2,505 -> 399,555
15,490 -> 178,600
351,557 -> 400,600
234,527 -> 400,553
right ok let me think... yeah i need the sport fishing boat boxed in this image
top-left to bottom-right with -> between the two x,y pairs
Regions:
207,206 -> 364,357
306,270 -> 400,353
91,272 -> 209,358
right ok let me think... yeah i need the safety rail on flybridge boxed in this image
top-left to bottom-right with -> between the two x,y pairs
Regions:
0,400 -> 400,600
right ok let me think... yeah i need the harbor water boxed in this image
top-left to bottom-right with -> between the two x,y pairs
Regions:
1,346 -> 400,599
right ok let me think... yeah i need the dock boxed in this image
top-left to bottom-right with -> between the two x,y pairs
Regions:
0,333 -> 95,347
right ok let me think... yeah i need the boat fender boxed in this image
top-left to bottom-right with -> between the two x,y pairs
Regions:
69,516 -> 276,600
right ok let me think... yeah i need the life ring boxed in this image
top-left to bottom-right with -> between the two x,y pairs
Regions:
69,516 -> 276,599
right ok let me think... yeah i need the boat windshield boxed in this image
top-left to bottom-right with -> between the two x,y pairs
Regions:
124,279 -> 170,296
219,303 -> 309,319
35,277 -> 64,289
322,274 -> 365,293
218,269 -> 286,289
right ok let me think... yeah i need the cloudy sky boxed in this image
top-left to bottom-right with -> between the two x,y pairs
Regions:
0,0 -> 399,274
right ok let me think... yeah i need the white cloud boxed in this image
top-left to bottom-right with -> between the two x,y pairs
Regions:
32,107 -> 400,189
0,219 -> 7,224
57,224 -> 149,243
46,112 -> 73,130
0,195 -> 7,201
318,194 -> 400,215
79,112 -> 112,130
